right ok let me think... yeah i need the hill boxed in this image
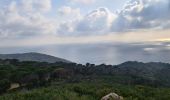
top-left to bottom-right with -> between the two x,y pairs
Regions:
0,52 -> 71,63
0,60 -> 170,99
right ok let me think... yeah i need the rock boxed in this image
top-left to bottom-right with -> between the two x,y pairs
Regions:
101,93 -> 123,100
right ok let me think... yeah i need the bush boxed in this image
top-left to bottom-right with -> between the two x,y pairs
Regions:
0,79 -> 11,93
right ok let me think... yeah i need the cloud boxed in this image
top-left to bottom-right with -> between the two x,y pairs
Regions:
68,0 -> 95,5
57,6 -> 82,20
57,21 -> 75,35
58,7 -> 115,36
57,7 -> 116,35
76,8 -> 116,34
57,0 -> 170,35
21,0 -> 52,12
58,6 -> 80,15
0,0 -> 55,38
111,0 -> 170,32
1,0 -> 170,38
57,6 -> 82,35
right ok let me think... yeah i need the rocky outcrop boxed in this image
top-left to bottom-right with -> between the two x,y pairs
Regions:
101,93 -> 123,100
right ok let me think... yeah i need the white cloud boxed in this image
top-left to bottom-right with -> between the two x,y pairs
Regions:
21,0 -> 52,12
76,8 -> 116,34
57,6 -> 82,35
57,21 -> 75,35
1,0 -> 170,38
111,0 -> 170,32
0,0 -> 55,38
57,7 -> 116,35
58,0 -> 170,35
57,6 -> 82,20
69,0 -> 95,5
58,6 -> 78,15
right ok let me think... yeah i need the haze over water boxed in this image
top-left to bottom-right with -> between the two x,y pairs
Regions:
1,41 -> 170,65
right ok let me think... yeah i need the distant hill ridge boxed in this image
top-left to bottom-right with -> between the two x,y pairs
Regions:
0,52 -> 71,63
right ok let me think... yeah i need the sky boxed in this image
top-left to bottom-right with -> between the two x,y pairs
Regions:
0,0 -> 170,64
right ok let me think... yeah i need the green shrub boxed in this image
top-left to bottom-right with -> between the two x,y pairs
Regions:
0,79 -> 10,93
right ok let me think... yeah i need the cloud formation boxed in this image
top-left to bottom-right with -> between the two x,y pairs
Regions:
56,0 -> 170,35
76,8 -> 116,34
58,6 -> 80,16
68,0 -> 96,5
21,0 -> 52,12
0,0 -> 55,38
0,0 -> 170,38
111,0 -> 170,32
57,6 -> 82,21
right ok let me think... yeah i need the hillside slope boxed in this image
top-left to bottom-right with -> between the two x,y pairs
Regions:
0,60 -> 170,99
0,52 -> 71,63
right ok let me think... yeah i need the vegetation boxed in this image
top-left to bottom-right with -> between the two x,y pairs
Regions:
0,59 -> 170,100
0,79 -> 10,94
0,82 -> 170,100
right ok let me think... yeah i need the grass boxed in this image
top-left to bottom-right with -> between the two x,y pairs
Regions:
0,81 -> 170,100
